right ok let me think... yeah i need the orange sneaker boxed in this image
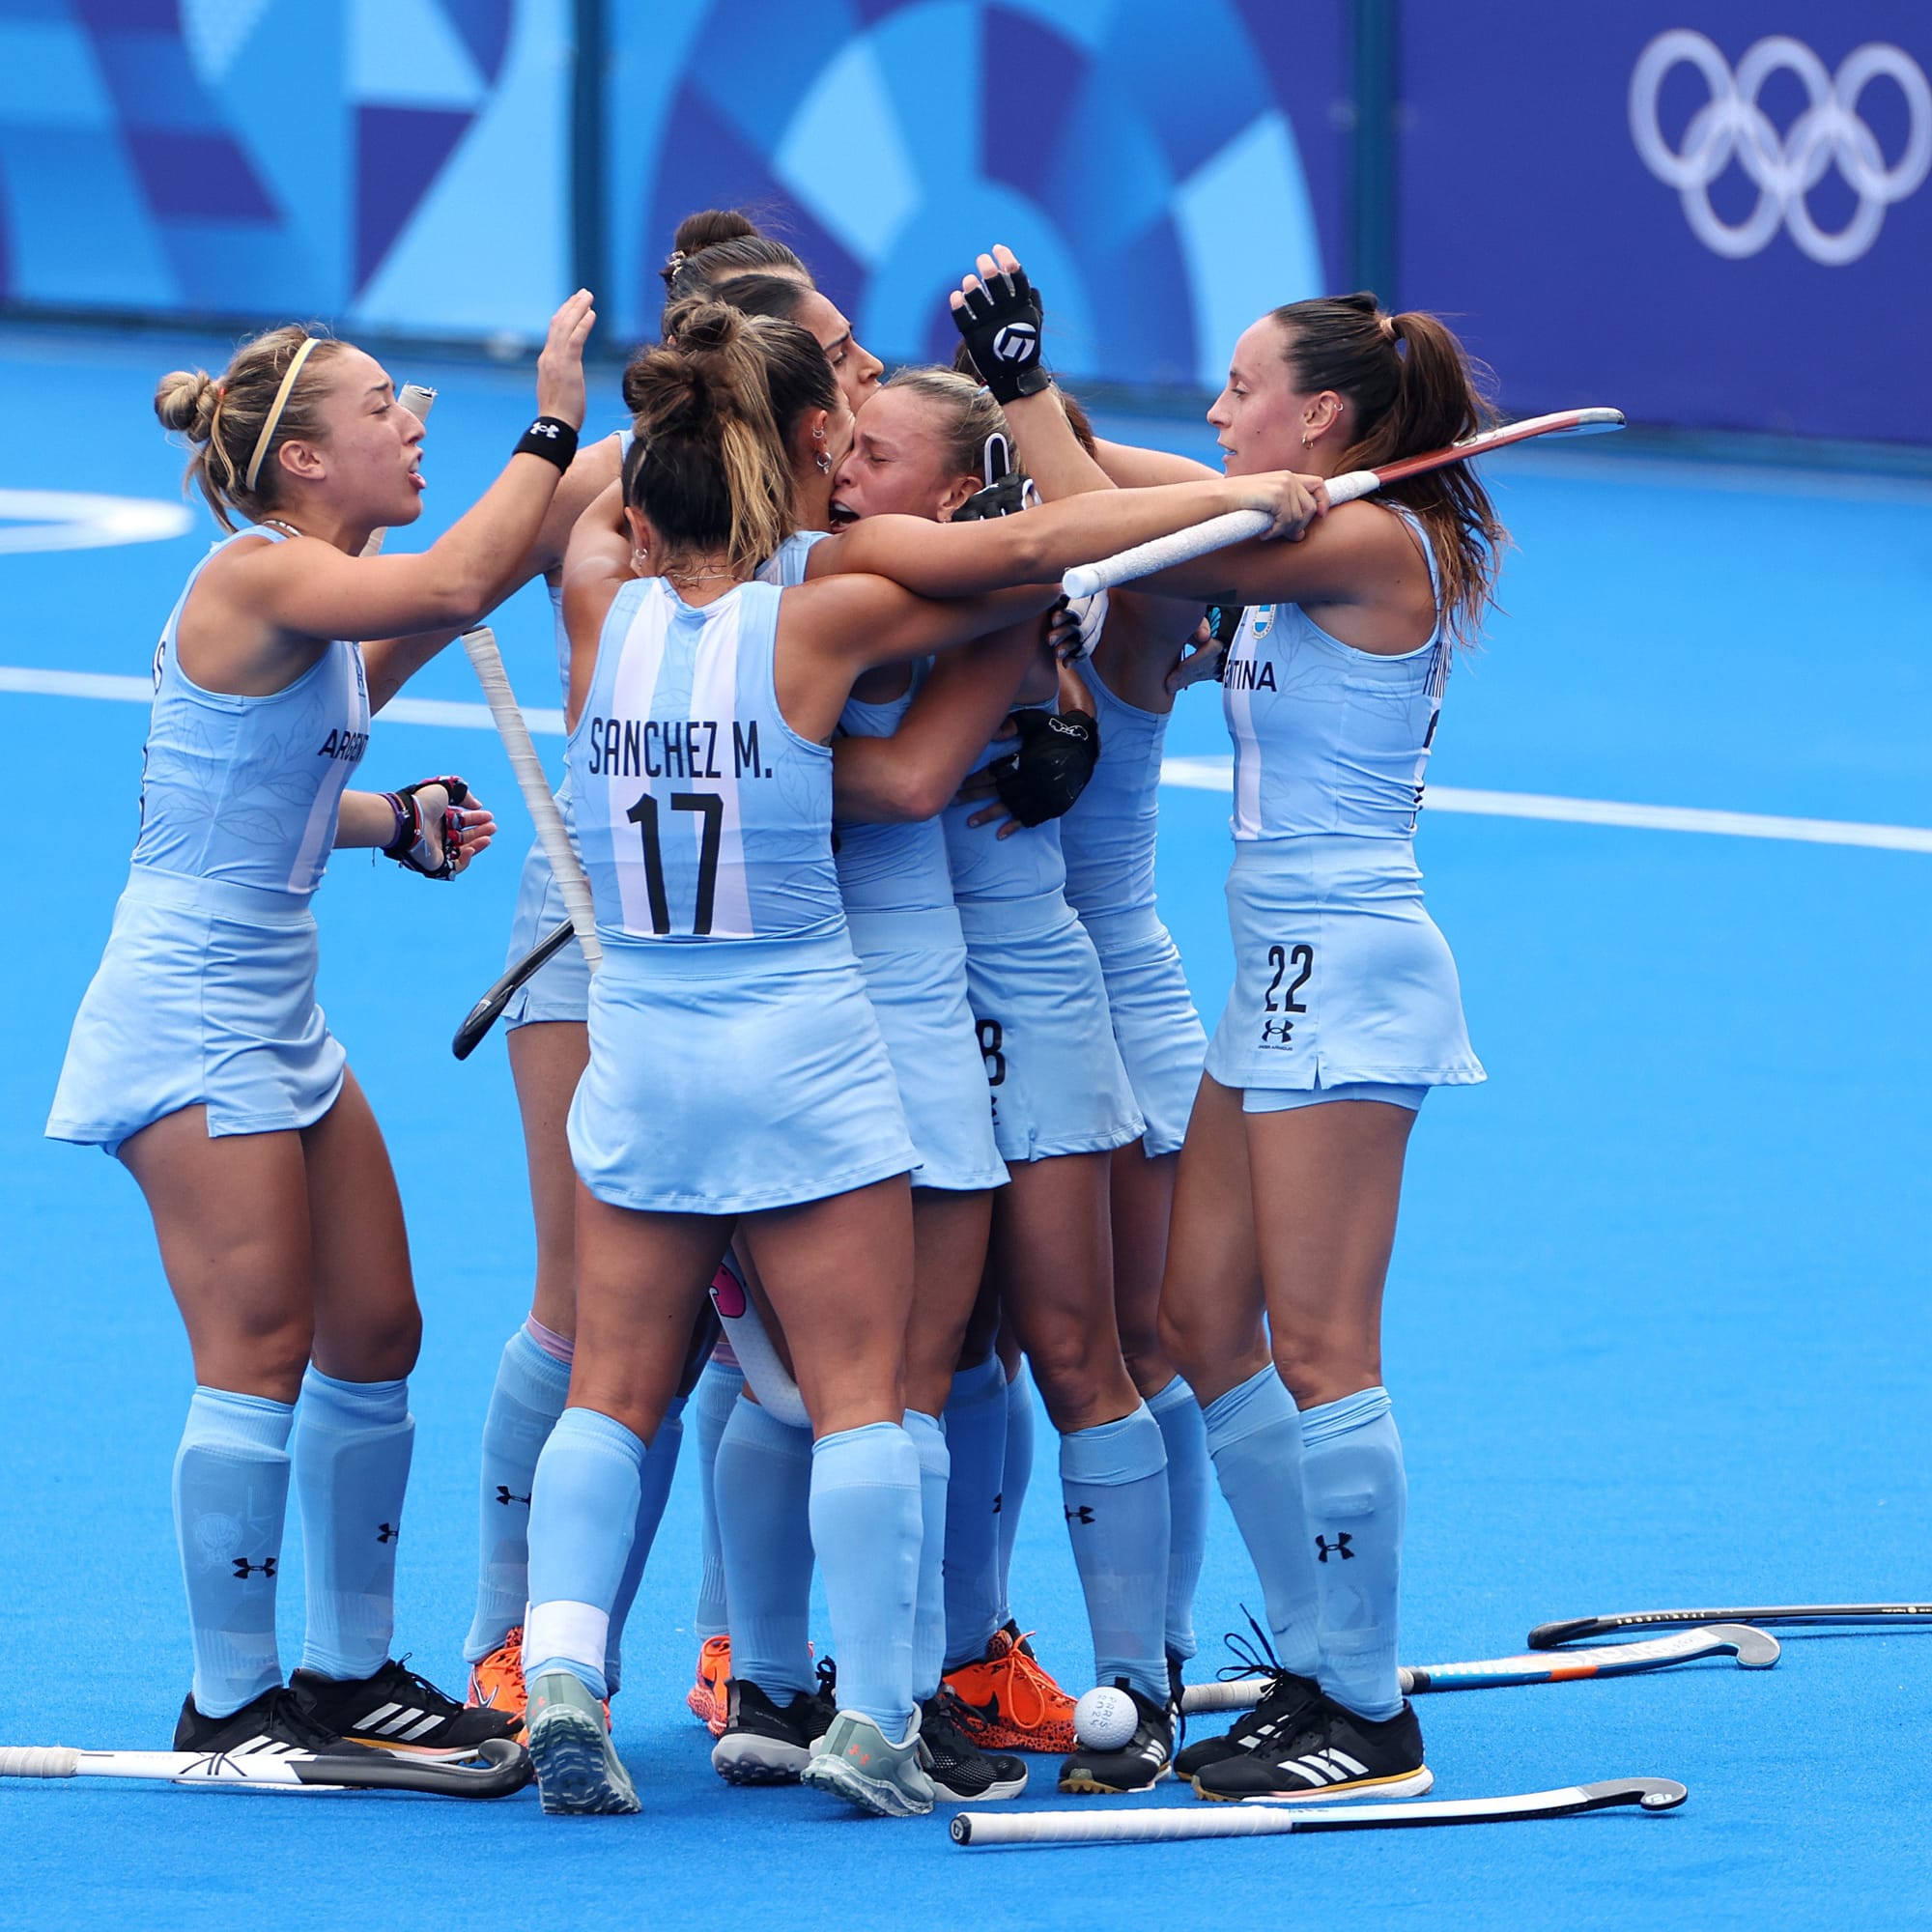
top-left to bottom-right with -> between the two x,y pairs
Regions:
941,1621 -> 1079,1754
687,1634 -> 732,1736
467,1626 -> 527,1731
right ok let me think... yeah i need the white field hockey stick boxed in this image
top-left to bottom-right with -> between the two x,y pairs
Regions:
460,625 -> 602,974
707,1253 -> 810,1429
362,384 -> 438,554
1062,406 -> 1626,599
1529,1602 -> 1932,1649
950,1776 -> 1686,1848
1180,1624 -> 1777,1715
0,1737 -> 528,1799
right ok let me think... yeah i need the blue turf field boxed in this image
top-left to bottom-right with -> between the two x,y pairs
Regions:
2,327 -> 1928,1931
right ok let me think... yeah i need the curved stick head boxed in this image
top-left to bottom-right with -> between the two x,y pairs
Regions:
1572,408 -> 1627,434
1710,1624 -> 1782,1668
1578,1777 -> 1689,1812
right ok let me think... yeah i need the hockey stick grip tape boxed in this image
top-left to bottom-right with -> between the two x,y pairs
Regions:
0,1747 -> 79,1777
1062,509 -> 1271,599
461,628 -> 602,972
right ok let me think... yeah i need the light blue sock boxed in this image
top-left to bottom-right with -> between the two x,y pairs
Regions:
691,1355 -> 744,1641
1203,1366 -> 1321,1678
941,1355 -> 1007,1670
716,1398 -> 816,1696
604,1394 -> 684,1695
293,1369 -> 413,1681
1058,1404 -> 1170,1705
173,1387 -> 295,1719
995,1362 -> 1036,1625
465,1324 -> 572,1662
1149,1375 -> 1209,1662
902,1408 -> 950,1700
810,1422 -> 921,1738
1300,1387 -> 1406,1720
524,1406 -> 645,1699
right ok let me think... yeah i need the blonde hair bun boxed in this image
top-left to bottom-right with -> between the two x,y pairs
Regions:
154,368 -> 220,440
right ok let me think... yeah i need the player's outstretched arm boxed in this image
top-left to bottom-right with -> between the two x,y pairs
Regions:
224,293 -> 595,647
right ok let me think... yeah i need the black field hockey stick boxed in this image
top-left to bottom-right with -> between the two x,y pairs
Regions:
453,915 -> 576,1059
1528,1602 -> 1932,1649
0,1735 -> 529,1799
1180,1623 -> 1777,1714
950,1776 -> 1687,1847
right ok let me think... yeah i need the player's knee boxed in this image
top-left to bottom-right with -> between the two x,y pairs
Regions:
1268,1331 -> 1375,1409
1119,1328 -> 1171,1395
1155,1293 -> 1211,1384
1017,1327 -> 1115,1419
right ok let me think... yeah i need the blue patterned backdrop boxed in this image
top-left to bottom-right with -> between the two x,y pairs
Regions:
0,0 -> 1350,390
606,0 -> 1349,388
0,0 -> 569,336
5,4 -> 1930,440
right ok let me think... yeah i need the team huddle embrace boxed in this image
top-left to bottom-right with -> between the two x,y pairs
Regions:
47,210 -> 1504,1820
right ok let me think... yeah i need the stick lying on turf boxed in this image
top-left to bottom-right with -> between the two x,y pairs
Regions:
950,1776 -> 1686,1847
0,1736 -> 529,1799
1062,407 -> 1626,600
1179,1624 -> 1778,1713
1529,1603 -> 1932,1649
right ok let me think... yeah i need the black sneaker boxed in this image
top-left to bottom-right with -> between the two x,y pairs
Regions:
174,1684 -> 384,1761
1173,1666 -> 1324,1778
919,1690 -> 1027,1802
290,1658 -> 520,1760
1192,1695 -> 1432,1804
710,1671 -> 838,1785
1057,1679 -> 1175,1795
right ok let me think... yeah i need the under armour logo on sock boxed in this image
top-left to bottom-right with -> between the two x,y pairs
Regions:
232,1557 -> 277,1579
496,1486 -> 531,1508
1314,1533 -> 1354,1563
376,1523 -> 398,1544
1065,1505 -> 1095,1525
991,1492 -> 1003,1515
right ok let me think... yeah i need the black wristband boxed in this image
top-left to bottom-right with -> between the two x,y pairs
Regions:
515,416 -> 579,472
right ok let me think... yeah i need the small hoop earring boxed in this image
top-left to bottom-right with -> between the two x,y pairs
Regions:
630,547 -> 649,575
1301,432 -> 1315,449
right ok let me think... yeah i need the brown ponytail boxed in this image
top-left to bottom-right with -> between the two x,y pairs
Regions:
660,210 -> 813,329
1271,293 -> 1506,642
621,301 -> 792,579
154,325 -> 342,532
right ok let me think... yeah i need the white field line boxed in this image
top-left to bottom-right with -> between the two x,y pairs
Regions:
1158,755 -> 1932,854
6,668 -> 1927,855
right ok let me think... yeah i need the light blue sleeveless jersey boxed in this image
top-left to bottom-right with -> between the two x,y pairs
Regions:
1060,658 -> 1207,1156
568,576 -> 841,944
1221,509 -> 1448,842
1060,661 -> 1166,921
563,568 -> 917,1211
132,527 -> 369,895
942,712 -> 1066,904
1204,506 -> 1483,1098
758,526 -> 955,917
48,525 -> 362,1152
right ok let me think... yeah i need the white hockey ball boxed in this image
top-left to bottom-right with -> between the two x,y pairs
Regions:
1073,1685 -> 1138,1750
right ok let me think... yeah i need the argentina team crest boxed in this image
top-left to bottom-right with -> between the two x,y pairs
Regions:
1250,606 -> 1276,641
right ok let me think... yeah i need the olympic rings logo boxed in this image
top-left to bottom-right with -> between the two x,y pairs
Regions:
1630,30 -> 1931,265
